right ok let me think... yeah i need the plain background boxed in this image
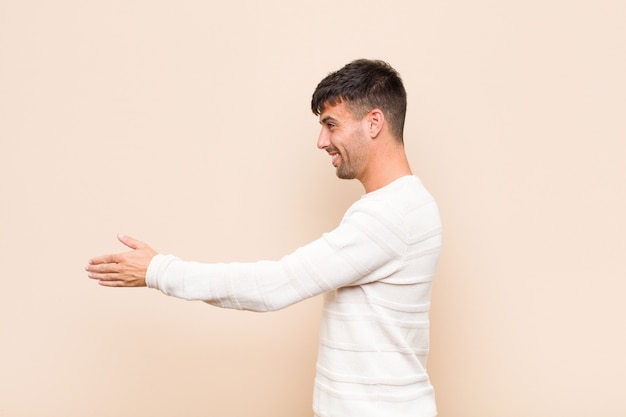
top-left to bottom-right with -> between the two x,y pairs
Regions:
1,1 -> 624,416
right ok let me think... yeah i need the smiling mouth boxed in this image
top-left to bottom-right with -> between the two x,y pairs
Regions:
326,147 -> 341,166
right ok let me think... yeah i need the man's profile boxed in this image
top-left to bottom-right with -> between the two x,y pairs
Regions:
86,59 -> 442,417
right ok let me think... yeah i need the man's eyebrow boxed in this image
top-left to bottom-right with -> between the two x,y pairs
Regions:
320,115 -> 338,124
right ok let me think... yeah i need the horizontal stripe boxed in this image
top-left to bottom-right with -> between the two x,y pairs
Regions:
314,376 -> 434,401
319,337 -> 429,355
322,308 -> 430,328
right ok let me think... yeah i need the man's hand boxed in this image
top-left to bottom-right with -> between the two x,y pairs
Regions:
86,235 -> 157,287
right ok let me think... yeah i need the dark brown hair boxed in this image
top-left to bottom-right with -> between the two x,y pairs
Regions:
311,59 -> 407,141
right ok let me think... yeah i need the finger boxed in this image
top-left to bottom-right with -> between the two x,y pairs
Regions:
87,254 -> 122,266
117,234 -> 146,250
87,270 -> 118,281
97,277 -> 144,287
98,279 -> 126,287
85,262 -> 121,274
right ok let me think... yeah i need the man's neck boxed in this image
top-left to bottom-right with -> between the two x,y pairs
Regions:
360,150 -> 412,193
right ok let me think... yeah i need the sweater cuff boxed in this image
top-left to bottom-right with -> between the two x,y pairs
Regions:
146,253 -> 180,290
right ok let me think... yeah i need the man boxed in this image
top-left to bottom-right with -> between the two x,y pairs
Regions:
86,59 -> 442,417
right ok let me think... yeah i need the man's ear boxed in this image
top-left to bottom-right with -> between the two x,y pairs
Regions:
366,109 -> 385,138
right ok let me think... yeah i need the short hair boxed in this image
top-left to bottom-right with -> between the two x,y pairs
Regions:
311,59 -> 407,141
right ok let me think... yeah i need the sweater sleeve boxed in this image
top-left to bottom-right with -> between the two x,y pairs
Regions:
145,206 -> 405,312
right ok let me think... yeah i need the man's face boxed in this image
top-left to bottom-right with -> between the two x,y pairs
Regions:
317,102 -> 369,180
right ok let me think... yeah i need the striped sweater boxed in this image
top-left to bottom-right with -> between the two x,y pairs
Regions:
146,175 -> 442,417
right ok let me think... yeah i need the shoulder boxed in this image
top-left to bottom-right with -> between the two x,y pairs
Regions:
344,176 -> 441,238
355,176 -> 435,212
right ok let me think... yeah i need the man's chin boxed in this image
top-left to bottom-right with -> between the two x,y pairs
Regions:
336,169 -> 356,180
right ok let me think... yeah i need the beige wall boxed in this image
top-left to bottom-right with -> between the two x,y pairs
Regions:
1,1 -> 624,416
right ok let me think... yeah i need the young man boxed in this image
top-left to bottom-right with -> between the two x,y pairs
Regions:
86,59 -> 442,417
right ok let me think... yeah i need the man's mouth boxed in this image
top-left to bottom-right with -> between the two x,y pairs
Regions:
327,148 -> 341,167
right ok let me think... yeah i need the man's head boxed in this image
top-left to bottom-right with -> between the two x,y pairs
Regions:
311,59 -> 407,142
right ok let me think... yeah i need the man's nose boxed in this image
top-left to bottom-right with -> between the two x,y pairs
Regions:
317,129 -> 330,149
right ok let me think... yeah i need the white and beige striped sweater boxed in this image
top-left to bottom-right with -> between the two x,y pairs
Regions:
146,175 -> 442,417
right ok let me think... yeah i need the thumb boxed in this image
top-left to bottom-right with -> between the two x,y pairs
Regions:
117,234 -> 146,250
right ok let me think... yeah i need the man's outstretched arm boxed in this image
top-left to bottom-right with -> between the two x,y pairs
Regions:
86,234 -> 157,287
